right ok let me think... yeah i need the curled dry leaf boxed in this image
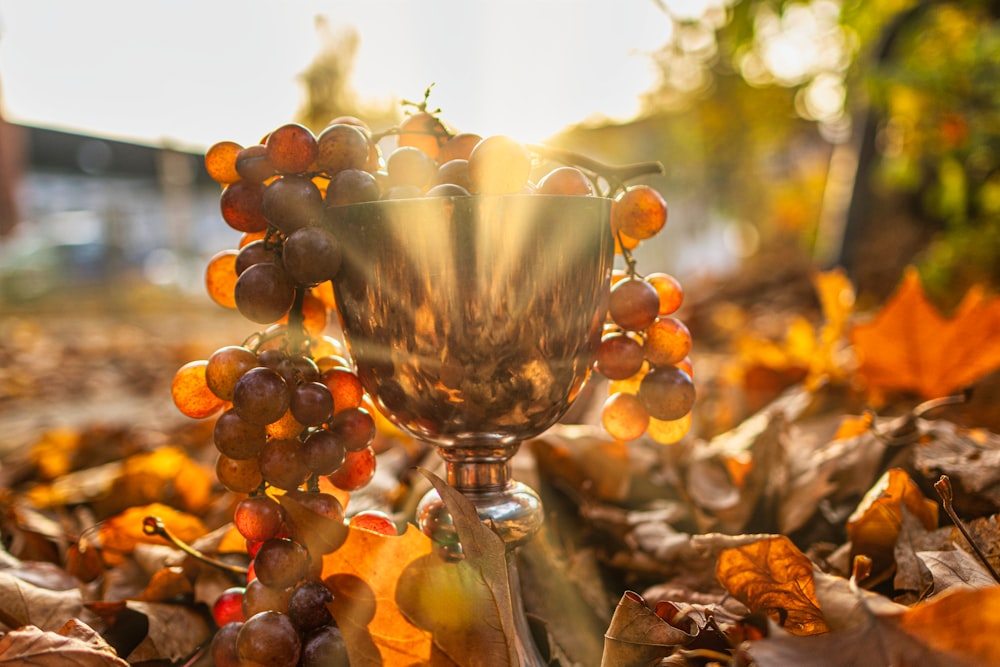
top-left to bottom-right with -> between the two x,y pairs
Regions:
846,468 -> 938,586
600,591 -> 695,667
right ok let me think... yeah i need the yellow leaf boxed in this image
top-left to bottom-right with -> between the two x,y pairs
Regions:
29,427 -> 80,481
814,267 -> 855,338
846,468 -> 938,585
850,266 -> 1000,399
732,269 -> 855,393
99,503 -> 207,566
322,524 -> 434,666
716,535 -> 828,636
114,446 -> 214,514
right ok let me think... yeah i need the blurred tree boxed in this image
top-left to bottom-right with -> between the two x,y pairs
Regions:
563,0 -> 1000,301
295,17 -> 398,134
0,76 -> 23,237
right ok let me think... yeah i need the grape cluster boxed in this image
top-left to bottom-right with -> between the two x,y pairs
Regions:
175,335 -> 381,666
595,185 -> 696,445
173,96 -> 694,664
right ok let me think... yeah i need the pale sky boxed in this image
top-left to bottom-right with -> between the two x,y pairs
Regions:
0,0 -> 677,150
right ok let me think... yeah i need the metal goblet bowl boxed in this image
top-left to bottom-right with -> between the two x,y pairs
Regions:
326,194 -> 612,665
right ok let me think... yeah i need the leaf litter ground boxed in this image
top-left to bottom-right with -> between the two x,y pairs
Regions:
2,271 -> 1000,666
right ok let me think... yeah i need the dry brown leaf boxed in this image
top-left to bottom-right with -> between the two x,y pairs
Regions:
599,591 -> 695,667
120,600 -> 211,663
0,619 -> 128,666
716,535 -> 827,636
322,523 -> 434,666
913,421 -> 1000,516
0,570 -> 87,632
917,550 -> 996,593
135,566 -> 193,602
846,468 -> 939,586
749,571 -> 994,667
851,266 -> 1000,400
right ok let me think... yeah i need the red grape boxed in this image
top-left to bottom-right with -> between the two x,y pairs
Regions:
236,611 -> 301,667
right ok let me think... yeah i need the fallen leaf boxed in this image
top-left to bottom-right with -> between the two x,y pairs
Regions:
109,446 -> 213,514
851,266 -> 1000,399
917,549 -> 996,594
716,535 -> 827,636
395,470 -> 520,667
599,591 -> 695,667
731,269 -> 855,395
846,468 -> 939,586
0,570 -> 87,632
135,566 -> 193,602
121,600 -> 211,663
749,570 -> 994,666
897,585 -> 1000,664
87,599 -> 211,663
98,503 -> 207,567
322,523 -> 434,666
892,506 -> 937,596
0,619 -> 128,666
913,421 -> 1000,516
746,606 -> 961,667
811,569 -> 907,631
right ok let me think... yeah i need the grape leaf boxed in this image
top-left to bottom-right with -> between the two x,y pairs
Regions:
321,523 -> 434,667
716,535 -> 827,636
395,470 -> 521,667
850,266 -> 1000,399
0,620 -> 128,666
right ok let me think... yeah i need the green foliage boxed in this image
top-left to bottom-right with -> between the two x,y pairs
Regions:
625,0 -> 1000,299
870,2 -> 1000,297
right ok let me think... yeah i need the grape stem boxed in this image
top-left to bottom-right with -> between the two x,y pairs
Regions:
933,475 -> 1000,584
526,144 -> 664,194
288,288 -> 308,354
142,516 -> 249,576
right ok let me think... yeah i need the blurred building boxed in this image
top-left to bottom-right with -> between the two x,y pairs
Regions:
0,121 -> 227,302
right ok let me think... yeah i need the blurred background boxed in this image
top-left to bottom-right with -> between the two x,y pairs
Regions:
0,0 -> 998,444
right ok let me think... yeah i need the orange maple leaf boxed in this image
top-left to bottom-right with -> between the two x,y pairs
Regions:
322,523 -> 434,667
850,267 -> 1000,399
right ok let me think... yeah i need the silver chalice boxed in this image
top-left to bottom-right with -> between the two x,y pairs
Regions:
327,194 -> 613,665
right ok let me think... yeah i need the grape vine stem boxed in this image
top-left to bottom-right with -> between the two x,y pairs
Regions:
526,144 -> 664,194
142,516 -> 249,576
